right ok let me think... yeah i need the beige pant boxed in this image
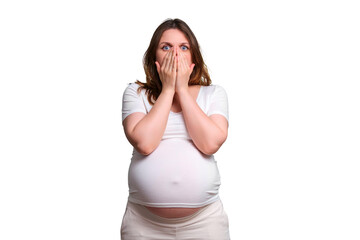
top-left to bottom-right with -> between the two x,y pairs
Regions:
120,199 -> 230,240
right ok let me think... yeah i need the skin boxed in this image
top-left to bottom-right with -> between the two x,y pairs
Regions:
123,29 -> 228,218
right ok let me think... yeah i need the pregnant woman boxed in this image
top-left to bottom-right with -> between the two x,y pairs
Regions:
120,18 -> 230,240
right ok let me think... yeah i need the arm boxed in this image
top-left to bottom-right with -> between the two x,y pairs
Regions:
177,88 -> 228,155
123,48 -> 177,155
123,89 -> 174,155
175,50 -> 228,155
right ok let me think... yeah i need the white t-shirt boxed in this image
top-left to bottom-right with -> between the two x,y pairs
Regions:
122,83 -> 229,208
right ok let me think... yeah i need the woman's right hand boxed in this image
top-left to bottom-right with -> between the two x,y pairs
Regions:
155,48 -> 177,92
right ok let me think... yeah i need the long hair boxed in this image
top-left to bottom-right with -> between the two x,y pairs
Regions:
136,18 -> 211,105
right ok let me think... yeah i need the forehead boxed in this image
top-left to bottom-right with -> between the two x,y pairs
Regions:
159,29 -> 189,44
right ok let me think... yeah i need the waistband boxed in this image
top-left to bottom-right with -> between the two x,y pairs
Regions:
125,198 -> 223,225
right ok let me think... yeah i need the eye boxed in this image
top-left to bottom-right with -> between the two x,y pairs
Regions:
162,45 -> 171,51
180,45 -> 189,51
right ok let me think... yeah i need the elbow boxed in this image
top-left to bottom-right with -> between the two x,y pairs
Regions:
135,143 -> 157,156
200,133 -> 227,155
137,148 -> 153,156
201,143 -> 222,155
125,129 -> 160,156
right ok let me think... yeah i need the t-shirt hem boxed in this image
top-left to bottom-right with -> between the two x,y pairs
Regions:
127,195 -> 220,208
208,112 -> 229,123
122,110 -> 146,122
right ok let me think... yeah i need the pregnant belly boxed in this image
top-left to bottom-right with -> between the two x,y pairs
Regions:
145,206 -> 203,218
128,138 -> 221,208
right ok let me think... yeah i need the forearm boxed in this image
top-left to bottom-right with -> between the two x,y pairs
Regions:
129,89 -> 174,154
177,89 -> 227,155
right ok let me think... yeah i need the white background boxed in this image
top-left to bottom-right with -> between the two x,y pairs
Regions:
1,0 -> 359,239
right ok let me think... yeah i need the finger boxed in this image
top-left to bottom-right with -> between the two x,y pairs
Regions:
177,50 -> 182,70
175,46 -> 179,72
174,46 -> 178,68
169,48 -> 175,72
182,51 -> 190,68
164,48 -> 173,71
180,50 -> 187,67
161,50 -> 171,70
176,54 -> 179,72
179,51 -> 188,71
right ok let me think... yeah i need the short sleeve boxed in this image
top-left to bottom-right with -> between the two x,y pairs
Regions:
207,85 -> 229,123
122,83 -> 147,121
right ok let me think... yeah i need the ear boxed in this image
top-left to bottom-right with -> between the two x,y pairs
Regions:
190,63 -> 195,73
155,61 -> 160,73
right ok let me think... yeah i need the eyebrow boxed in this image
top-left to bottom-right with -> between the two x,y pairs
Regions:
159,42 -> 190,46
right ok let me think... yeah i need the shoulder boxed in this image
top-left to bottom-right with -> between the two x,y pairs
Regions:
201,84 -> 227,96
122,83 -> 146,103
123,82 -> 143,95
125,82 -> 141,91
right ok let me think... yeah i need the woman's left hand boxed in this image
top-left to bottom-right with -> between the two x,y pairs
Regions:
175,46 -> 195,93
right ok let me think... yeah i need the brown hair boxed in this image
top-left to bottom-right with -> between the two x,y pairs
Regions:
136,18 -> 211,105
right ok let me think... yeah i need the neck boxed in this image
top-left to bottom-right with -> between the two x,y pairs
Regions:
173,92 -> 180,102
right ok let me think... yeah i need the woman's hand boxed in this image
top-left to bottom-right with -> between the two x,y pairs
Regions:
175,47 -> 195,93
155,48 -> 177,92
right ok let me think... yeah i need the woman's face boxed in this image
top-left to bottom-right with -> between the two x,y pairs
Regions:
156,28 -> 192,66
